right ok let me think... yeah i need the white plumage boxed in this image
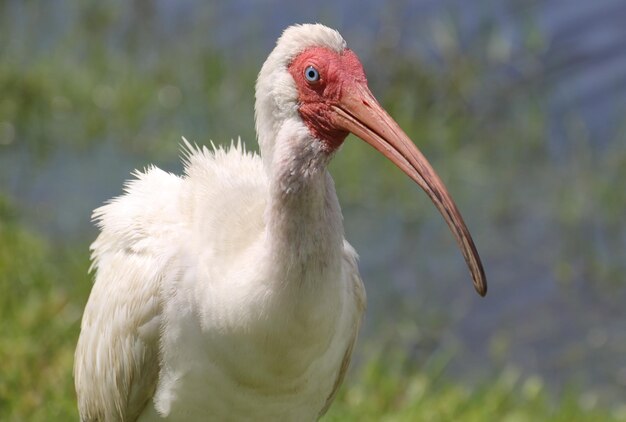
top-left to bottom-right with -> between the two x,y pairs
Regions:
76,139 -> 364,421
75,23 -> 485,422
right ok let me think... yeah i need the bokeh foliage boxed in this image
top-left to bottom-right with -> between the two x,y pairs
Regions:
0,196 -> 88,420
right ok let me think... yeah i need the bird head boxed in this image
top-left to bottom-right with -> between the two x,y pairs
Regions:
255,24 -> 487,296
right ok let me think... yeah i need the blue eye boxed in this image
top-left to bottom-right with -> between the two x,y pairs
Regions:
304,65 -> 320,83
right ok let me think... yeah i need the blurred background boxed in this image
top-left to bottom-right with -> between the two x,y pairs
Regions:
1,0 -> 625,420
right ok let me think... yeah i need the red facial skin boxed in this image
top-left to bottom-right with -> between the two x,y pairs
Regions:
287,47 -> 368,151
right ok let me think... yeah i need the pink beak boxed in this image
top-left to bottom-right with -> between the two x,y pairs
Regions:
331,83 -> 487,296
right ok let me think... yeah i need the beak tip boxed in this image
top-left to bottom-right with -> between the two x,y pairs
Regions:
475,277 -> 488,297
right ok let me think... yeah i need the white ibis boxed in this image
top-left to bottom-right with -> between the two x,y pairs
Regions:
74,23 -> 486,422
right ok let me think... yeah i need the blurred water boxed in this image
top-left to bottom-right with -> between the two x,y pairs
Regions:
2,0 -> 625,407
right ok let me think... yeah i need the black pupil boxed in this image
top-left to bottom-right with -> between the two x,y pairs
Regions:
307,68 -> 317,80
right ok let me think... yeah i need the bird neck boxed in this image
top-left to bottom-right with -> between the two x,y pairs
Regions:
264,130 -> 345,287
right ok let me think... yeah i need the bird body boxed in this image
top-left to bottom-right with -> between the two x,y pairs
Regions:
75,143 -> 364,421
75,24 -> 485,421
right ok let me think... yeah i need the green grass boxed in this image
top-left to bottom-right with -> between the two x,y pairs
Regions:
325,359 -> 626,421
1,200 -> 624,421
0,197 -> 88,420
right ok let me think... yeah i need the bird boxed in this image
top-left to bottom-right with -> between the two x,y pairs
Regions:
74,23 -> 486,422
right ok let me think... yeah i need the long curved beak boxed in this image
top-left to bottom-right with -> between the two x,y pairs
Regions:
331,83 -> 487,296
